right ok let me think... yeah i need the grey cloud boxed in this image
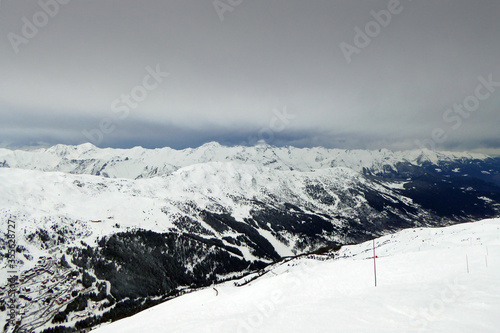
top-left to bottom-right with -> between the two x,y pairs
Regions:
1,0 -> 499,151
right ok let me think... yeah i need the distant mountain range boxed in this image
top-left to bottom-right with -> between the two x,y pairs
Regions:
1,143 -> 499,332
0,142 -> 493,179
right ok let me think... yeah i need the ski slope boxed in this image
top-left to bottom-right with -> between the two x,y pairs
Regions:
93,218 -> 500,333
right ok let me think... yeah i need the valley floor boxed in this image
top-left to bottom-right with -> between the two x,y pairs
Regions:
93,218 -> 500,333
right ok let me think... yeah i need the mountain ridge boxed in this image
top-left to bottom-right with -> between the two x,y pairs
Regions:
0,142 -> 491,180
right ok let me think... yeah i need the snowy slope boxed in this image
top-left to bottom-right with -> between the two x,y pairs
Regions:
0,142 -> 490,180
93,218 -> 500,333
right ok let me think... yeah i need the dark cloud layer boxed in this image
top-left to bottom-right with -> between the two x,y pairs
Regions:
1,0 -> 499,151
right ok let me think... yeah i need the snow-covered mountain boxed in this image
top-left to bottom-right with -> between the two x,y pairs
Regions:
1,143 -> 500,332
0,142 -> 492,179
91,218 -> 500,333
0,164 -> 436,259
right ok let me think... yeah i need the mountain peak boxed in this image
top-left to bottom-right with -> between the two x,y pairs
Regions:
198,141 -> 223,149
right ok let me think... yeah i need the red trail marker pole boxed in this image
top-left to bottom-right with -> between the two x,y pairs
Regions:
373,237 -> 377,287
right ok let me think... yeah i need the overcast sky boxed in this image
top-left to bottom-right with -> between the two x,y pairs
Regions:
1,0 -> 499,152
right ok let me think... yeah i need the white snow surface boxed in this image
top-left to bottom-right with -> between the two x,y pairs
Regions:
92,218 -> 500,333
